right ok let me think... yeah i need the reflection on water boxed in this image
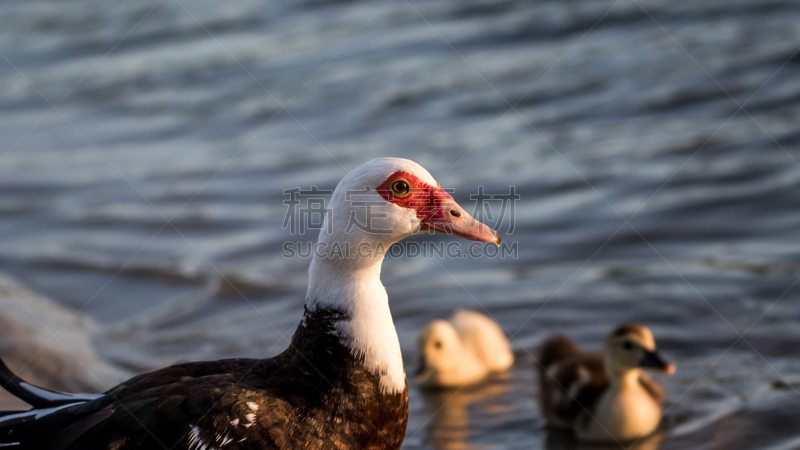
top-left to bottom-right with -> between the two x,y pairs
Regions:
545,430 -> 665,450
419,374 -> 514,450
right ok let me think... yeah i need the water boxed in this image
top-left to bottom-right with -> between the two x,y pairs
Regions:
1,0 -> 800,448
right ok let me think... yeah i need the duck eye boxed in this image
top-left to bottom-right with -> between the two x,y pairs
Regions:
623,341 -> 634,350
434,341 -> 442,349
391,179 -> 411,197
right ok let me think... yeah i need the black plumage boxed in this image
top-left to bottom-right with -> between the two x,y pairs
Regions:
0,306 -> 408,450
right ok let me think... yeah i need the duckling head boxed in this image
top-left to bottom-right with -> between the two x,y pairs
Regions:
604,323 -> 675,378
415,320 -> 474,388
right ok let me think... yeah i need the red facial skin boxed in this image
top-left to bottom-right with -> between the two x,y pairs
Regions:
376,171 -> 501,245
376,171 -> 452,223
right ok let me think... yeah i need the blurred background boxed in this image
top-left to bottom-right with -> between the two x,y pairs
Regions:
1,0 -> 800,448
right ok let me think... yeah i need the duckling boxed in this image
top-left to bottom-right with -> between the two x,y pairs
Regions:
536,323 -> 674,443
415,309 -> 514,389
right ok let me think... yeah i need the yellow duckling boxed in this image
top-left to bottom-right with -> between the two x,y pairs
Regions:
536,323 -> 675,443
415,309 -> 514,389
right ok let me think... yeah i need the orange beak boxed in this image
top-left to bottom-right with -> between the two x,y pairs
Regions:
416,187 -> 501,246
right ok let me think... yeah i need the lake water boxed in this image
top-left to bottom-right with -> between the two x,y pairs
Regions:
1,0 -> 800,448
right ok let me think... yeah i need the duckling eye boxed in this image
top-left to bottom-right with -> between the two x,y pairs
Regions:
434,341 -> 442,349
623,341 -> 634,350
391,179 -> 411,198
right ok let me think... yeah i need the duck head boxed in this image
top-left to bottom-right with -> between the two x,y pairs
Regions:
414,320 -> 469,388
316,157 -> 499,266
604,323 -> 675,378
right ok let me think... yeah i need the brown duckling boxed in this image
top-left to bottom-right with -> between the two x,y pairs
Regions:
536,323 -> 674,443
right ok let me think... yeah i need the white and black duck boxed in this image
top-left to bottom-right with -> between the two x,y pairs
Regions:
0,157 -> 500,450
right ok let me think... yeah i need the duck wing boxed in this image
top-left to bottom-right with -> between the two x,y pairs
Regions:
537,347 -> 607,428
638,371 -> 665,404
0,358 -> 286,450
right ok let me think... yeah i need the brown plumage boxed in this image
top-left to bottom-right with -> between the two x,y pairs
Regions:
536,335 -> 607,429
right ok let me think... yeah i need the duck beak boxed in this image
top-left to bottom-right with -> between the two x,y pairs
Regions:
414,357 -> 431,384
417,187 -> 501,246
640,349 -> 676,375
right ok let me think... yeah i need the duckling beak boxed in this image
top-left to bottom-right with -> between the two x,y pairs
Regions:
414,357 -> 431,384
639,350 -> 676,375
418,187 -> 501,246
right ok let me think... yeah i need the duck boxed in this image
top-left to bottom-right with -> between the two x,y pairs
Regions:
415,309 -> 513,389
536,323 -> 674,443
0,157 -> 500,450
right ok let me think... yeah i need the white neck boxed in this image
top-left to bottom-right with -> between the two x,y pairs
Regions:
305,251 -> 405,395
297,157 -> 436,395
